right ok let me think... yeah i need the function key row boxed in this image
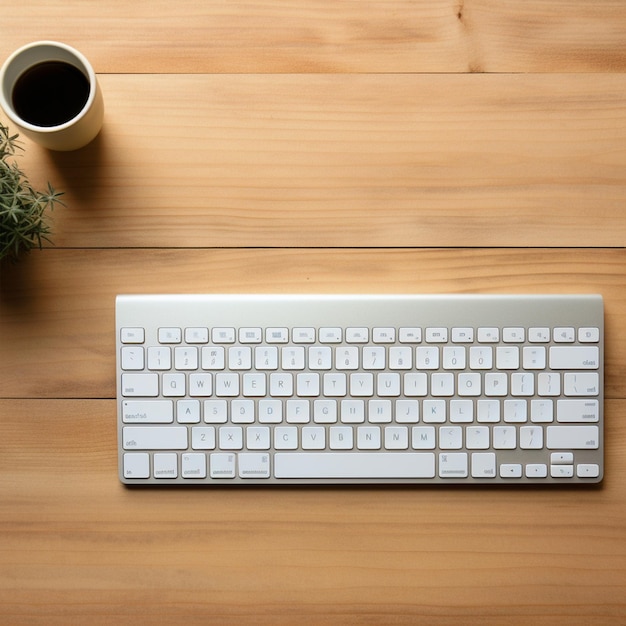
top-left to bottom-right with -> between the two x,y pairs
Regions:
121,326 -> 600,346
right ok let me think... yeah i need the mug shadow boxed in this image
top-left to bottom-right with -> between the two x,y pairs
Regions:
41,126 -> 109,211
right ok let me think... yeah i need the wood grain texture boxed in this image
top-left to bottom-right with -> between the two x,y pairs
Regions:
2,1 -> 626,73
0,398 -> 624,625
6,73 -> 626,249
1,1 -> 625,622
1,248 -> 624,400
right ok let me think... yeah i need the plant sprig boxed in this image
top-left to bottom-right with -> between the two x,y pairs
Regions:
1,122 -> 64,261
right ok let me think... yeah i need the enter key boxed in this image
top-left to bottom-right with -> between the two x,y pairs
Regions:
557,399 -> 599,422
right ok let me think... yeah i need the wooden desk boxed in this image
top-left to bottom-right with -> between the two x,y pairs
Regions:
1,2 -> 625,623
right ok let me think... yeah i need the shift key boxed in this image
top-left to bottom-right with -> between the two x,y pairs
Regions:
123,426 -> 188,450
547,425 -> 599,450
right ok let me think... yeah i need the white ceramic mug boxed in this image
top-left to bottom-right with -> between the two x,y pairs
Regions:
0,41 -> 103,151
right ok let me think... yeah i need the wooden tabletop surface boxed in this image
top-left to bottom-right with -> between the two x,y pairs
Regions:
1,2 -> 625,624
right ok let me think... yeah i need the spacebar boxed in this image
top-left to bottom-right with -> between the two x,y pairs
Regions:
274,452 -> 436,479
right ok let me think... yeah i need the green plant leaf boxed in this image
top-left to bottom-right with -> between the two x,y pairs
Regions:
0,122 -> 63,261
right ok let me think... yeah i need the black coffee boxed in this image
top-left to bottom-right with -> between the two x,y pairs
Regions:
12,61 -> 90,127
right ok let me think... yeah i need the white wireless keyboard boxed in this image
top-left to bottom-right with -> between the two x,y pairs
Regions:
116,294 -> 603,485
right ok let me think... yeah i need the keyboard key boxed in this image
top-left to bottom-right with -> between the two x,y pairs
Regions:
336,346 -> 359,370
373,327 -> 396,343
329,426 -> 354,450
537,373 -> 560,397
531,399 -> 553,423
123,426 -> 187,450
466,426 -> 490,449
346,327 -> 369,343
578,327 -> 600,343
293,327 -> 315,343
549,346 -> 599,370
439,426 -> 463,449
443,346 -> 465,370
210,453 -> 236,478
182,453 -> 207,479
439,453 -> 468,478
274,452 -> 436,479
496,346 -> 519,370
556,399 -> 599,422
389,346 -> 412,370
399,327 -> 421,343
523,346 -> 546,370
154,453 -> 178,479
576,464 -> 600,478
323,373 -> 346,397
212,328 -> 236,344
350,373 -> 374,397
238,453 -> 271,478
239,328 -> 262,344
121,346 -> 144,370
452,328 -> 473,343
122,400 -> 173,423
425,328 -> 448,343
148,346 -> 171,371
554,327 -> 575,342
340,400 -> 365,424
412,426 -> 436,449
319,328 -> 342,343
551,452 -> 574,464
219,426 -> 243,450
357,426 -> 381,449
297,373 -> 320,397
266,328 -> 289,343
227,346 -> 252,371
471,452 -> 496,478
469,346 -> 492,370
500,464 -> 522,478
547,425 -> 599,449
378,373 -> 401,396
202,347 -> 225,370
247,426 -> 271,449
189,374 -> 213,397
416,346 -> 439,370
526,464 -> 548,478
123,453 -> 150,479
384,426 -> 409,450
121,327 -> 145,344
121,373 -> 159,397
162,373 -> 186,397
551,464 -> 574,478
309,347 -> 333,370
274,426 -> 298,450
185,327 -> 209,344
158,327 -> 181,344
192,426 -> 216,450
528,327 -> 550,343
493,426 -> 516,449
256,347 -> 279,370
477,327 -> 499,343
519,426 -> 543,449
175,347 -> 198,370
563,373 -> 599,397
301,426 -> 325,449
503,328 -> 524,343
286,400 -> 310,423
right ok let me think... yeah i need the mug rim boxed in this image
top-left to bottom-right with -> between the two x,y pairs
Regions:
0,40 -> 97,134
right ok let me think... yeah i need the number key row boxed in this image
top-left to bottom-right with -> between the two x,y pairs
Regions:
121,344 -> 599,372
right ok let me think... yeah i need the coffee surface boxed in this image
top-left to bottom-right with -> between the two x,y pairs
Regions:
12,61 -> 90,127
